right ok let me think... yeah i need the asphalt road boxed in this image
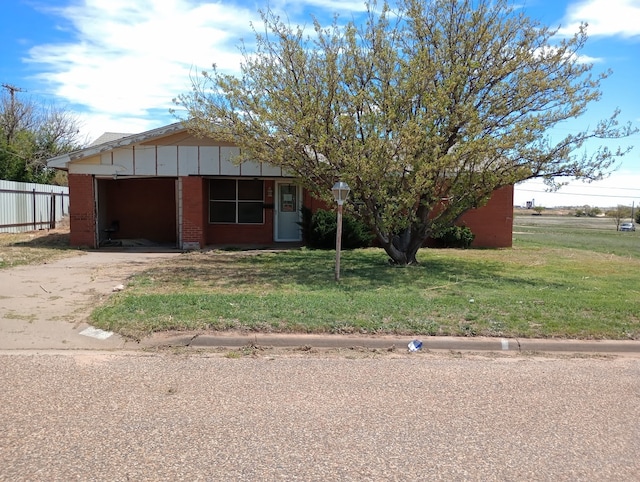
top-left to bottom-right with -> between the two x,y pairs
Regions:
1,350 -> 638,481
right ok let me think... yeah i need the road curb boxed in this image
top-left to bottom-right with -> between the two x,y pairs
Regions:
140,333 -> 640,355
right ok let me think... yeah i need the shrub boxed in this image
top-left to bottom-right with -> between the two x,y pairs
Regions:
300,207 -> 373,249
299,206 -> 314,244
309,209 -> 336,249
577,205 -> 603,217
431,225 -> 475,249
532,206 -> 545,215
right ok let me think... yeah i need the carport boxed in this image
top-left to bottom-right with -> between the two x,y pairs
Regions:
96,177 -> 177,247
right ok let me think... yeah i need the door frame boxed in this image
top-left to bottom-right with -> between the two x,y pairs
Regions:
274,181 -> 302,242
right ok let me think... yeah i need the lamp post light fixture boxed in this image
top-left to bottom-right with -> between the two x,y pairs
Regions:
332,181 -> 351,281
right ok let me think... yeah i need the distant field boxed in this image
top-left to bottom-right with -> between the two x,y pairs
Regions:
513,214 -> 639,258
514,213 -> 624,230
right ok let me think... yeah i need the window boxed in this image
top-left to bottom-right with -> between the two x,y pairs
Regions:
209,179 -> 264,224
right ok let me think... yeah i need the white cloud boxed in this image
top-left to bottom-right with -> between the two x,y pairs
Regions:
559,0 -> 640,37
267,0 -> 370,16
26,0 -> 261,140
24,0 -> 372,141
24,0 -> 636,145
533,45 -> 603,65
574,54 -> 603,64
75,112 -> 163,145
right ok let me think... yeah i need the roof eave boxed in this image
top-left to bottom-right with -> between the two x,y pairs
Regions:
46,122 -> 186,169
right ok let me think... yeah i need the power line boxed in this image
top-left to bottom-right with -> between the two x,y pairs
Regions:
516,188 -> 639,199
517,185 -> 640,193
581,186 -> 639,192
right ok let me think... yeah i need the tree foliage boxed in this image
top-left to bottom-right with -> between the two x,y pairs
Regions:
0,88 -> 83,184
176,0 -> 636,264
606,205 -> 632,229
574,205 -> 601,217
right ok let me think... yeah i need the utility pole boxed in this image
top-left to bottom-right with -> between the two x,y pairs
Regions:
1,83 -> 26,142
1,83 -> 24,106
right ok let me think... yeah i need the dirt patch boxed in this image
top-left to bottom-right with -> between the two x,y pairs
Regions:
0,222 -> 79,268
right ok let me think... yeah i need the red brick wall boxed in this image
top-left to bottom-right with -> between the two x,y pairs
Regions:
206,223 -> 275,245
68,174 -> 96,248
458,185 -> 513,248
68,173 -> 512,249
302,185 -> 514,249
303,190 -> 329,212
182,177 -> 206,247
104,178 -> 177,243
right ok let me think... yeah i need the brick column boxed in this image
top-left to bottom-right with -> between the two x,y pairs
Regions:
181,176 -> 205,249
68,174 -> 97,248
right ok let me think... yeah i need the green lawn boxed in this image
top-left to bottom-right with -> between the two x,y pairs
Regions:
91,216 -> 640,340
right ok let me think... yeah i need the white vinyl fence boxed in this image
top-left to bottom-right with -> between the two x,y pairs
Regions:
0,179 -> 70,233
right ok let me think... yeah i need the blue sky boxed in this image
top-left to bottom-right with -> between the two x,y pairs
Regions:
1,0 -> 639,207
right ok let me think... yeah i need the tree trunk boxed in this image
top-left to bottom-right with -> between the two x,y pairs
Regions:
374,201 -> 432,265
379,226 -> 429,265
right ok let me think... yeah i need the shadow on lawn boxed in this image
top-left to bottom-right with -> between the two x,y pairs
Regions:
12,232 -> 71,249
139,247 -> 556,292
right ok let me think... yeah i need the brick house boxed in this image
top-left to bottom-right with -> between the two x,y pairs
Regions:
47,122 -> 513,250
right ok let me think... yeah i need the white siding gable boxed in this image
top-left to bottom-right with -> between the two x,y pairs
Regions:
157,146 -> 178,175
135,146 -> 157,175
199,146 -> 220,175
220,147 -> 241,175
178,146 -> 199,175
58,125 -> 292,177
113,148 -> 134,175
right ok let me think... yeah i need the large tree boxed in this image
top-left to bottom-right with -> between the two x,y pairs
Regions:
0,87 -> 83,184
176,0 -> 635,264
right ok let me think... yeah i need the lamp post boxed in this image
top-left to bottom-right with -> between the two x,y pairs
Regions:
332,181 -> 351,281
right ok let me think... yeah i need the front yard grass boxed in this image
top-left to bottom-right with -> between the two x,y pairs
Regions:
91,234 -> 640,340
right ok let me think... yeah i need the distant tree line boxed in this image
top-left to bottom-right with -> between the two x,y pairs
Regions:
603,205 -> 639,229
572,204 -> 639,228
0,84 -> 84,185
574,205 -> 602,217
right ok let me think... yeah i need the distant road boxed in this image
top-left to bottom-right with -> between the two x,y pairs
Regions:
514,213 -> 622,230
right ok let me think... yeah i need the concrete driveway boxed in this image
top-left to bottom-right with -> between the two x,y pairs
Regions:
0,249 -> 182,350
